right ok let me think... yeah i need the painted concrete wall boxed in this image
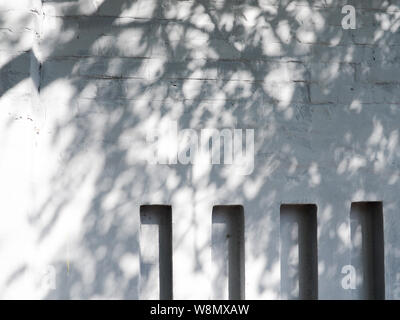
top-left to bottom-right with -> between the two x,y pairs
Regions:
1,0 -> 400,299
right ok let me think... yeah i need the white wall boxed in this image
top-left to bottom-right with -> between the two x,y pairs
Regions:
1,0 -> 400,299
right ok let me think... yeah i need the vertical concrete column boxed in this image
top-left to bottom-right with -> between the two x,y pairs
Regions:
244,199 -> 280,300
172,196 -> 213,299
316,194 -> 352,300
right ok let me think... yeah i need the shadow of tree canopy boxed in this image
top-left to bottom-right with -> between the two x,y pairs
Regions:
1,0 -> 400,299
